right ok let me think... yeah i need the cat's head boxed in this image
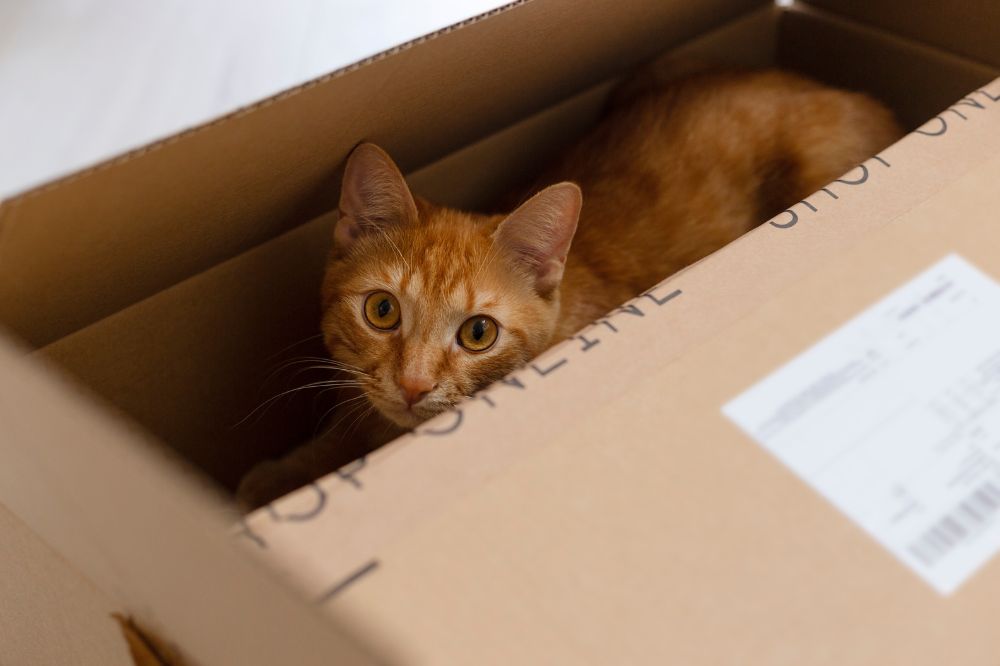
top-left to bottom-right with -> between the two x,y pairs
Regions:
320,143 -> 581,428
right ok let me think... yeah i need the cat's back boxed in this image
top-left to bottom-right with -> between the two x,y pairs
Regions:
549,68 -> 901,334
559,68 -> 898,213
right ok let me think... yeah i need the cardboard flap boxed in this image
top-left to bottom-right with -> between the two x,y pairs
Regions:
0,0 -> 765,350
0,504 -> 132,666
0,334 -> 383,666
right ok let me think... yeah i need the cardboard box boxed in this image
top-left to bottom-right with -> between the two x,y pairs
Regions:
3,1 -> 1000,663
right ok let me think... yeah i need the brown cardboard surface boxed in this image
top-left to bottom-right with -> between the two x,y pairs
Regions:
4,1 -> 1000,664
779,5 -> 999,129
0,0 -> 762,350
294,115 -> 1000,666
807,0 -> 1000,68
243,77 -> 1000,605
0,504 -> 132,666
39,213 -> 338,489
0,337 -> 383,665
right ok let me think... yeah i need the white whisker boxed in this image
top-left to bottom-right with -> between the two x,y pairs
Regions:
262,356 -> 371,386
263,333 -> 324,363
234,378 -> 366,427
318,399 -> 371,440
344,403 -> 377,440
313,393 -> 370,436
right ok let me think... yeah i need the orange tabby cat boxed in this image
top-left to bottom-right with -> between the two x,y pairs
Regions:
237,68 -> 900,508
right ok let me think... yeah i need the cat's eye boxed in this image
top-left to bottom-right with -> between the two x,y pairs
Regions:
457,315 -> 499,352
363,291 -> 401,330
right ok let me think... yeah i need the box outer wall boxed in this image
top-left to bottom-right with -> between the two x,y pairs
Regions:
3,0 -> 1000,664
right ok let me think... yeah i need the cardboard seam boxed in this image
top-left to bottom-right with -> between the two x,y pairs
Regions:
0,0 -> 531,210
31,215 -> 337,354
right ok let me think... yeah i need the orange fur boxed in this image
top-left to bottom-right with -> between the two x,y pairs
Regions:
547,69 -> 901,332
236,68 -> 901,508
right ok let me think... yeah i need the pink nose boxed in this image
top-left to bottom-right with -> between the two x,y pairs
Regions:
399,376 -> 435,407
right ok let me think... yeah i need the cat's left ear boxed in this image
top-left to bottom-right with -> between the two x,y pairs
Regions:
334,143 -> 418,252
495,182 -> 582,298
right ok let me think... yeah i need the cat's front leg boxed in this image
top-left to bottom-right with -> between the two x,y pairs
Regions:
236,456 -> 316,511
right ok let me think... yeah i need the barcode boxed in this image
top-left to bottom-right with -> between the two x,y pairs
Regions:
908,481 -> 1000,567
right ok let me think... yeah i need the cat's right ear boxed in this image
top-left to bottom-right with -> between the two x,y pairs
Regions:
334,143 -> 418,252
495,182 -> 582,298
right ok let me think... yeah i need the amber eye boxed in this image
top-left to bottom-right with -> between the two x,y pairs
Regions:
363,291 -> 401,330
458,316 -> 499,352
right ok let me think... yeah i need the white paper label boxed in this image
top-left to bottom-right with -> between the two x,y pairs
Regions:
724,254 -> 1000,594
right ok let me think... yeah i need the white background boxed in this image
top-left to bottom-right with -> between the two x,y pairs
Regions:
0,0 -> 509,199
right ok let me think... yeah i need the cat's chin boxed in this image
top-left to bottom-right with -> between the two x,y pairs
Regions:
369,399 -> 435,430
381,408 -> 425,430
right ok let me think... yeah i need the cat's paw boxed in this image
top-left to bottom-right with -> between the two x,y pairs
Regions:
236,459 -> 312,512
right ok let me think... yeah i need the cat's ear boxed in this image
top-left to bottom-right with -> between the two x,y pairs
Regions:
495,182 -> 582,297
334,143 -> 418,251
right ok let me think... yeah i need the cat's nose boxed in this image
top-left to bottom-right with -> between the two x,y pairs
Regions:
399,375 -> 436,407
